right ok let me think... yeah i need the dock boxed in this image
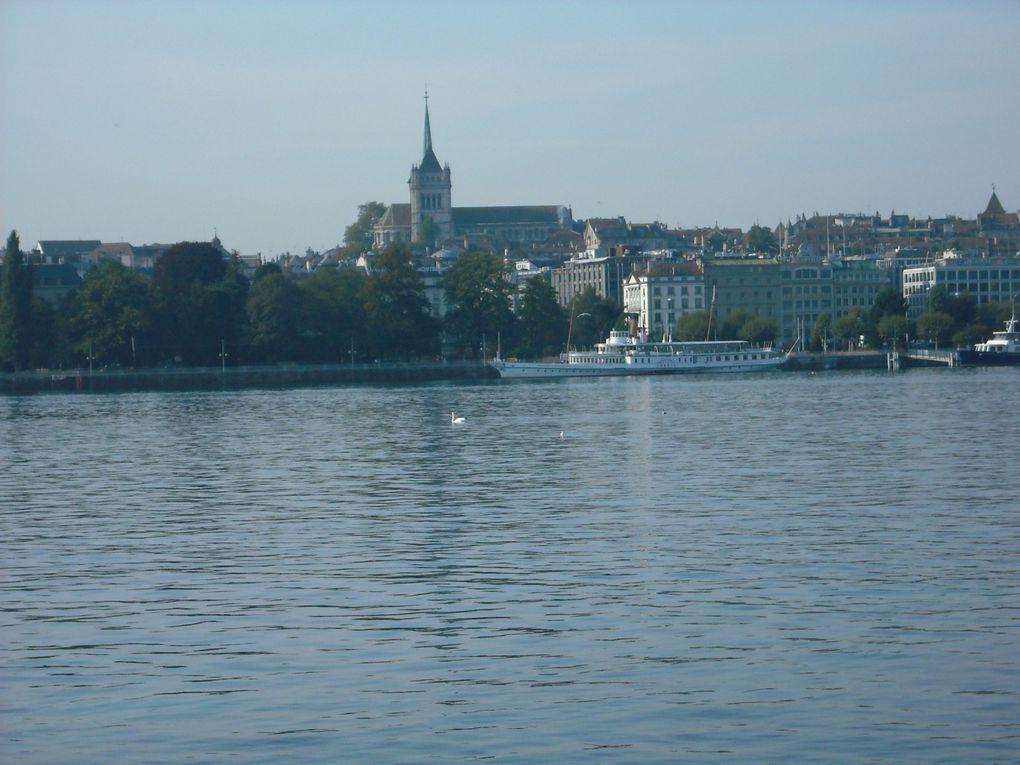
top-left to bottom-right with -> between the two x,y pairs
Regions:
899,349 -> 960,367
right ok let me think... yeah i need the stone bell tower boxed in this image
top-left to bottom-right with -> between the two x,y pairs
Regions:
409,92 -> 453,245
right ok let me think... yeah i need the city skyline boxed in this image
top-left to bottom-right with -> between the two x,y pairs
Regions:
2,0 -> 1018,257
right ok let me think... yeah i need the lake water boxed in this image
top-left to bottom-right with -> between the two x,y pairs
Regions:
2,368 -> 1018,764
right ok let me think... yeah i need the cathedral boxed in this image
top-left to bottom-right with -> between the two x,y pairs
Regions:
373,98 -> 573,252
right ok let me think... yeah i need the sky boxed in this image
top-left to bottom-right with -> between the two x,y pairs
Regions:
2,0 -> 1018,257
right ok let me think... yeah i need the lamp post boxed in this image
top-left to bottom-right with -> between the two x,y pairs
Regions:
566,311 -> 591,352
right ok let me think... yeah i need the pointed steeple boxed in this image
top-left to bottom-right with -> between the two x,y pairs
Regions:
423,89 -> 433,158
418,90 -> 442,173
983,186 -> 1005,216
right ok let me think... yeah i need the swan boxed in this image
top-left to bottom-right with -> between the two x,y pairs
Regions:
451,412 -> 465,424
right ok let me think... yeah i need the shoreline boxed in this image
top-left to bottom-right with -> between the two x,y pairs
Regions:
2,351 -> 953,395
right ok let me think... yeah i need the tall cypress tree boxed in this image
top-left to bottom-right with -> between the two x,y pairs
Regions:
0,230 -> 34,371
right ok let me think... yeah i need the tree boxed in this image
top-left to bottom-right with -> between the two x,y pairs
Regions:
361,242 -> 438,359
877,314 -> 910,349
245,271 -> 303,362
0,230 -> 34,370
675,310 -> 711,341
833,308 -> 866,349
442,250 -> 516,358
746,224 -> 778,254
738,317 -> 778,346
342,201 -> 386,257
515,277 -> 567,358
415,216 -> 438,253
916,311 -> 954,348
719,309 -> 754,341
301,268 -> 368,362
809,314 -> 833,352
870,287 -> 907,324
66,261 -> 152,367
568,287 -> 621,348
151,242 -> 247,365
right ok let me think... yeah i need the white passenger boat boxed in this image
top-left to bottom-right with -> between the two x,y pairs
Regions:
957,312 -> 1020,366
489,329 -> 786,379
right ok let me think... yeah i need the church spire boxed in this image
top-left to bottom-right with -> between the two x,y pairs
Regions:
423,89 -> 432,158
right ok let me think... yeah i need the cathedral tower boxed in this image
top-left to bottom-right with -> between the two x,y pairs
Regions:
409,94 -> 453,246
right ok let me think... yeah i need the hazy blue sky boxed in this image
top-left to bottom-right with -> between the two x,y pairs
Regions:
2,0 -> 1018,256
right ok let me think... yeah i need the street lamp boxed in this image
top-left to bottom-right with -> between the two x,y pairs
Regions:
567,311 -> 591,352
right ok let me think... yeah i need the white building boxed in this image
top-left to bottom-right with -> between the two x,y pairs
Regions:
902,254 -> 1020,317
623,265 -> 705,339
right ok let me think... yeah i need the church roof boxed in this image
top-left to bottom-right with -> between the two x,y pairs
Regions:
378,203 -> 411,228
983,190 -> 1006,216
452,206 -> 563,225
34,240 -> 101,259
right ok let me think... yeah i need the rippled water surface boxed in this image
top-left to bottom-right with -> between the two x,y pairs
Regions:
2,368 -> 1018,764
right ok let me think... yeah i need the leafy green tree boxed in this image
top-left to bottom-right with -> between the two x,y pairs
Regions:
361,242 -> 438,359
153,241 -> 227,295
870,287 -> 907,324
67,261 -> 152,367
833,308 -> 866,349
675,310 -> 711,341
568,287 -> 621,348
738,317 -> 778,345
719,309 -> 754,341
416,216 -> 439,253
151,242 -> 248,365
342,201 -> 386,257
916,311 -> 954,348
442,250 -> 515,358
301,268 -> 368,362
877,314 -> 910,349
809,314 -> 833,351
30,297 -> 60,369
515,277 -> 567,358
746,224 -> 778,254
245,271 -> 303,362
0,230 -> 34,370
926,285 -> 951,315
253,262 -> 283,282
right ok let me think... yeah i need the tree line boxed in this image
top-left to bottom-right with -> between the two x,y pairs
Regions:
803,286 -> 1011,352
3,228 -> 1011,372
0,232 -> 617,371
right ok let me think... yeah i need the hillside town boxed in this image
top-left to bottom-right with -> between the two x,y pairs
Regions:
5,102 -> 1020,370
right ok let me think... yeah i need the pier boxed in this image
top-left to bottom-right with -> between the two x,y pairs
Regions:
901,349 -> 960,367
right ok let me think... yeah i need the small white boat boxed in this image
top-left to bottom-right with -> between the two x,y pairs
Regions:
489,330 -> 786,379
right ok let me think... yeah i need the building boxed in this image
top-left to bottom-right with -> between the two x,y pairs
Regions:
583,218 -> 683,258
32,263 -> 82,305
703,256 -> 782,331
623,262 -> 705,339
373,98 -> 573,252
550,251 -> 668,308
703,255 -> 899,346
902,255 -> 1020,317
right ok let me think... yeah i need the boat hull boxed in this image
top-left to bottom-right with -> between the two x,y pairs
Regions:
490,358 -> 785,379
957,350 -> 1020,367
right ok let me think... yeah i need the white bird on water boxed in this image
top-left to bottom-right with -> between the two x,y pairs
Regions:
451,412 -> 466,424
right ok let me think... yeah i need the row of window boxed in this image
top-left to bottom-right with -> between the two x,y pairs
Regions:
418,193 -> 445,211
652,284 -> 702,295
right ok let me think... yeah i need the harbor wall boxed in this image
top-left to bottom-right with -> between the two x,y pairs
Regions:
1,360 -> 498,395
